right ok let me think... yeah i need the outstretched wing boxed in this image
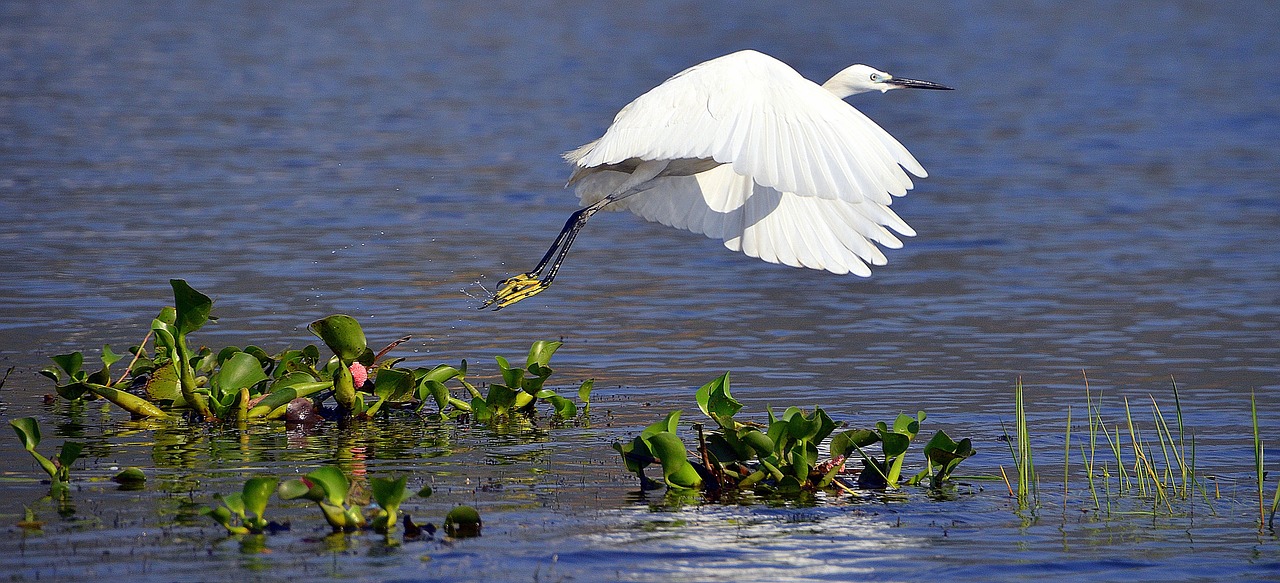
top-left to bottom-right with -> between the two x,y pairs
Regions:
573,166 -> 915,276
569,50 -> 926,206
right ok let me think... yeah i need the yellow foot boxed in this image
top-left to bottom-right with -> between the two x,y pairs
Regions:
481,273 -> 549,310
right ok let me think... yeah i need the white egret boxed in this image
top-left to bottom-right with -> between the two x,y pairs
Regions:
483,49 -> 951,309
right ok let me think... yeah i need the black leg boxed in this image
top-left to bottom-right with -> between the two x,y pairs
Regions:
482,198 -> 610,309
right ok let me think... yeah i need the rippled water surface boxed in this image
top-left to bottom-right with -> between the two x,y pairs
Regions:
2,1 -> 1279,581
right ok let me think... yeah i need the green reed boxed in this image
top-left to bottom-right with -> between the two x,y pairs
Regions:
1251,391 -> 1280,530
1005,378 -> 1037,508
1065,374 -> 1209,517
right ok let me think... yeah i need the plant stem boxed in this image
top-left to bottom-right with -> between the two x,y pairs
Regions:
1253,391 -> 1265,531
1064,404 -> 1071,516
113,330 -> 153,387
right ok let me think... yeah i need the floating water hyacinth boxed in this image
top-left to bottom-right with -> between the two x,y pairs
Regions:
38,280 -> 592,426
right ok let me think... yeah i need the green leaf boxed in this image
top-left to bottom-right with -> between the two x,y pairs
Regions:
144,362 -> 181,401
277,478 -> 322,502
786,410 -> 822,442
423,379 -> 451,411
57,442 -> 84,469
84,384 -> 171,419
150,323 -> 177,354
486,384 -> 518,412
647,432 -> 702,490
527,362 -> 553,380
641,410 -> 682,440
9,417 -> 41,451
881,432 -> 911,458
242,345 -> 272,368
332,361 -> 357,411
50,352 -> 84,379
202,505 -> 238,532
191,346 -> 217,374
100,344 -> 124,369
829,428 -> 879,458
921,430 -> 975,483
371,476 -> 409,511
706,433 -> 746,464
246,381 -> 331,418
242,477 -> 278,521
495,356 -> 524,389
305,466 -> 350,507
614,435 -> 655,476
212,352 -> 270,393
217,492 -> 246,518
372,367 -> 414,401
892,413 -> 921,438
739,428 -> 775,457
370,476 -> 409,533
759,458 -> 784,482
269,371 -> 321,392
39,367 -> 61,384
154,305 -> 176,327
922,429 -> 958,458
419,364 -> 462,384
308,315 -> 368,363
776,475 -> 803,494
695,372 -> 742,426
578,379 -> 593,410
526,340 -> 562,368
170,279 -> 213,337
471,396 -> 491,421
546,395 -> 576,418
215,346 -> 242,366
812,407 -> 839,443
112,467 -> 147,485
10,418 -> 59,481
444,505 -> 482,538
789,441 -> 816,479
523,363 -> 551,394
317,501 -> 352,531
54,382 -> 93,401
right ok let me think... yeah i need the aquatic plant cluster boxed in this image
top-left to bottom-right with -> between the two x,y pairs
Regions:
201,465 -> 480,540
36,279 -> 592,424
615,372 -> 974,496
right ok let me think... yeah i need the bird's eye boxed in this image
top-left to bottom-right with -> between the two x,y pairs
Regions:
869,73 -> 883,82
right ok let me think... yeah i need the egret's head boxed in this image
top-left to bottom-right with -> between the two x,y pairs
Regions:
822,64 -> 953,98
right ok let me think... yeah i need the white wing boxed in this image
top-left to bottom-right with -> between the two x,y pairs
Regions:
570,50 -> 926,206
573,166 -> 915,276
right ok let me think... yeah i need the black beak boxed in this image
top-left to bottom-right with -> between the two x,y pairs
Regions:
888,77 -> 953,90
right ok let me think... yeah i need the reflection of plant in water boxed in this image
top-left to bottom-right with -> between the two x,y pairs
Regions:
39,280 -> 592,426
615,372 -> 975,497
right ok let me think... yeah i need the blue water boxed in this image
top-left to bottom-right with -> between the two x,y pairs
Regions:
2,1 -> 1279,580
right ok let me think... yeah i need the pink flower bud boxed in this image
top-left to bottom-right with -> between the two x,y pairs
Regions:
350,362 -> 368,388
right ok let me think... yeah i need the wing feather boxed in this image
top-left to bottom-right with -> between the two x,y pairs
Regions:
575,165 -> 910,276
572,50 -> 925,206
